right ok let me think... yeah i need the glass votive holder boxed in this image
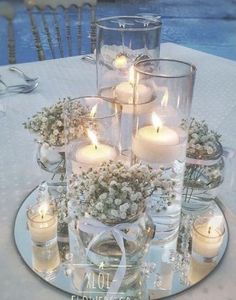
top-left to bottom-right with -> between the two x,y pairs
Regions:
96,16 -> 162,101
27,202 -> 58,246
32,242 -> 60,280
192,215 -> 225,262
64,96 -> 122,175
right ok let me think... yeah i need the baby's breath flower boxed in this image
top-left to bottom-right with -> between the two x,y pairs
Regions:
23,98 -> 89,147
69,161 -> 174,224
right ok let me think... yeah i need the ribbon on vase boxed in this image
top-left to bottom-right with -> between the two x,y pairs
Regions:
78,216 -> 139,298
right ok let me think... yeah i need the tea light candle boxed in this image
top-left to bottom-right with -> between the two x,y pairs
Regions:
114,66 -> 152,104
27,202 -> 57,246
132,113 -> 181,163
75,130 -> 117,166
192,216 -> 225,259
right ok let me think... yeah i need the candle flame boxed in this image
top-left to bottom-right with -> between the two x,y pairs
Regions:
90,104 -> 97,118
161,90 -> 169,107
207,216 -> 223,235
152,112 -> 162,132
87,129 -> 98,150
39,202 -> 49,219
129,66 -> 135,85
113,54 -> 128,69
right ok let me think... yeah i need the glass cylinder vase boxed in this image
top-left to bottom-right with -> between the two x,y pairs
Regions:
96,16 -> 162,97
64,96 -> 122,176
96,16 -> 162,163
132,59 -> 196,242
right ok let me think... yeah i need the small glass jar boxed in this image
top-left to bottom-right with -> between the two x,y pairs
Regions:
71,211 -> 154,283
183,141 -> 224,213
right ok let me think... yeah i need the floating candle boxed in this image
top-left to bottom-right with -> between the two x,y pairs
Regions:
114,66 -> 152,104
75,130 -> 117,166
132,113 -> 181,163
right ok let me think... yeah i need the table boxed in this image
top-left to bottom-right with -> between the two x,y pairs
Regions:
0,43 -> 236,300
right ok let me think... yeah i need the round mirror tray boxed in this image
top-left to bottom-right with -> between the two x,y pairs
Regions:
14,187 -> 229,300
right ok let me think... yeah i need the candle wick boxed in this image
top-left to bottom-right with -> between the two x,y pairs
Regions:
95,145 -> 98,150
208,226 -> 211,235
156,127 -> 160,133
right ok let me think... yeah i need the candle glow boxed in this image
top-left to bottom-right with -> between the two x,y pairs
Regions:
152,112 -> 162,132
87,129 -> 98,150
38,202 -> 49,220
113,54 -> 128,69
161,90 -> 169,107
90,104 -> 97,118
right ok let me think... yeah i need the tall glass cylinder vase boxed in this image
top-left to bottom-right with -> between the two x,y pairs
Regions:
64,96 -> 122,177
96,16 -> 162,163
132,59 -> 196,242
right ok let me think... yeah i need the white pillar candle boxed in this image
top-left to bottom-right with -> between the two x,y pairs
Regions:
27,202 -> 57,245
192,217 -> 225,259
132,113 -> 182,163
75,130 -> 117,166
114,66 -> 153,104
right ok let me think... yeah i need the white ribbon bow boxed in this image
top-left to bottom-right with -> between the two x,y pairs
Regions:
78,216 -> 139,298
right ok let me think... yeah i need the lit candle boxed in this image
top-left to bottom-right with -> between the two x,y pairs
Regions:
192,216 -> 225,260
75,129 -> 117,166
27,202 -> 58,246
114,66 -> 152,104
113,54 -> 128,69
132,113 -> 182,163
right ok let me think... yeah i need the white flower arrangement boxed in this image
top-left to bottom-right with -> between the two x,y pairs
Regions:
183,118 -> 224,197
69,160 -> 176,224
23,99 -> 89,147
186,118 -> 221,159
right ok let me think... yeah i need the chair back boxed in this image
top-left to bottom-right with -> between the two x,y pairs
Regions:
0,2 -> 16,64
24,0 -> 97,60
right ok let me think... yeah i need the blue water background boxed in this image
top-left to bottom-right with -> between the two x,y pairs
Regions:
0,0 -> 236,65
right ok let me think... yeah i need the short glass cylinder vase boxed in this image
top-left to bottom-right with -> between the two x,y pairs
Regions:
70,211 -> 155,288
64,96 -> 122,176
183,141 -> 224,213
132,59 -> 196,242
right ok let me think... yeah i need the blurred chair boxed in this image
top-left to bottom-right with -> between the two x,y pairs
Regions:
24,0 -> 97,61
0,2 -> 16,64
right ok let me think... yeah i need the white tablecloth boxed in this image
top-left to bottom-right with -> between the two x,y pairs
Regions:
0,43 -> 236,300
